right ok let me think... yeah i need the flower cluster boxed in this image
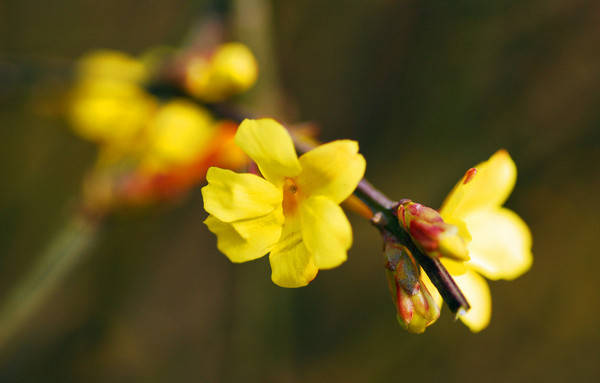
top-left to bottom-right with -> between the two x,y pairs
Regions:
67,44 -> 257,211
66,38 -> 532,334
202,119 -> 365,287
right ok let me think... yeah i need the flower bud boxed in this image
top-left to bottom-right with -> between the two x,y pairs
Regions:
384,239 -> 440,333
184,42 -> 258,102
397,200 -> 469,261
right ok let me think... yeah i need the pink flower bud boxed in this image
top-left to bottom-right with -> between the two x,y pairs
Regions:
397,200 -> 469,261
384,239 -> 440,333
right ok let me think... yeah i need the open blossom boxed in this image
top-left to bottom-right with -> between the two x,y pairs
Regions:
202,119 -> 366,287
422,150 -> 533,332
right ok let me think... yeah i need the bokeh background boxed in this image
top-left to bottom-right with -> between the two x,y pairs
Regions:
1,0 -> 599,381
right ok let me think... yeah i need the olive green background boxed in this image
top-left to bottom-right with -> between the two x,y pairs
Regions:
1,0 -> 599,381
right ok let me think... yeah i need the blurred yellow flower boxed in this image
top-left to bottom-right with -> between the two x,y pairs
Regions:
427,150 -> 533,332
68,50 -> 157,145
185,42 -> 258,103
202,119 -> 366,287
76,50 -> 148,83
142,99 -> 215,171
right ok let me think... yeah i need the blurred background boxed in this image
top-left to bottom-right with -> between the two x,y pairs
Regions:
1,0 -> 599,381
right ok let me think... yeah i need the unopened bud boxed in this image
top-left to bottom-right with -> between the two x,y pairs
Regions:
384,239 -> 440,333
397,200 -> 469,261
185,42 -> 258,102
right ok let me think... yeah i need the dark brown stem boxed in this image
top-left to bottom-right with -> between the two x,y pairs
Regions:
149,91 -> 472,315
354,180 -> 470,314
295,137 -> 470,314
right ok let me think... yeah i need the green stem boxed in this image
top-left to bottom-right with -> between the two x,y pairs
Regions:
0,209 -> 101,352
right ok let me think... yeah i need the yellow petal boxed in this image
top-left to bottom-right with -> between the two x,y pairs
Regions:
300,196 -> 352,269
441,257 -> 468,275
444,216 -> 472,243
454,270 -> 492,332
463,207 -> 533,280
202,167 -> 282,222
269,221 -> 318,287
296,140 -> 366,203
210,43 -> 258,93
230,208 -> 285,240
420,269 -> 443,310
204,216 -> 280,263
187,43 -> 258,102
77,50 -> 147,83
441,150 -> 517,218
69,79 -> 156,143
234,119 -> 301,185
144,99 -> 214,168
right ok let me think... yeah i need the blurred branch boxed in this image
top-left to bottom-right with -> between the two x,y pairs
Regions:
0,208 -> 101,354
210,0 -> 232,16
232,0 -> 285,115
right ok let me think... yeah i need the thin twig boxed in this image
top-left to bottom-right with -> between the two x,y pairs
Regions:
0,208 -> 101,353
354,188 -> 470,314
149,85 -> 472,315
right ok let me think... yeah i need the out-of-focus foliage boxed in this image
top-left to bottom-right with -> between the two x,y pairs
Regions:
1,0 -> 599,382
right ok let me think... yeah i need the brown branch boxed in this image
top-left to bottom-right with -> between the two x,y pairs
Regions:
147,89 -> 472,315
295,122 -> 470,314
354,181 -> 469,314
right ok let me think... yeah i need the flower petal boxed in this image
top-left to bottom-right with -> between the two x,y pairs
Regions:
300,196 -> 352,269
269,221 -> 318,287
202,167 -> 282,222
441,149 -> 517,218
296,140 -> 366,203
420,269 -> 443,310
145,99 -> 214,168
230,208 -> 284,240
234,119 -> 301,185
440,258 -> 468,276
463,207 -> 533,280
204,215 -> 281,263
454,270 -> 492,332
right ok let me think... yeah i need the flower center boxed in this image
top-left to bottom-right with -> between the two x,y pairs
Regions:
282,177 -> 301,217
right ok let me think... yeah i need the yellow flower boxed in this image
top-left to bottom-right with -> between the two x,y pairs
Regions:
202,119 -> 366,287
68,50 -> 157,145
76,50 -> 148,83
427,150 -> 533,332
142,99 -> 215,171
185,43 -> 258,103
